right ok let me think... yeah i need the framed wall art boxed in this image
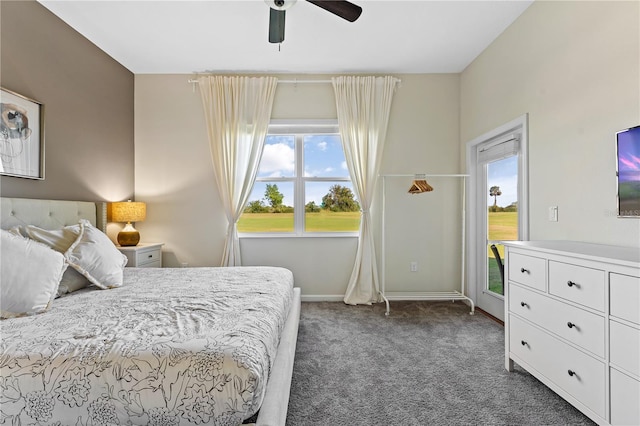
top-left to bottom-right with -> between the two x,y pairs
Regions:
616,125 -> 640,217
1,87 -> 45,179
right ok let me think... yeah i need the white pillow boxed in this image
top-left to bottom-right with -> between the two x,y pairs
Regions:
25,225 -> 80,252
0,230 -> 67,318
22,224 -> 91,294
58,268 -> 91,295
65,220 -> 128,289
8,225 -> 27,237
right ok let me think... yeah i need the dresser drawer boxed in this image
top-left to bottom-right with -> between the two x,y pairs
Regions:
548,261 -> 605,311
610,320 -> 640,377
610,368 -> 640,426
508,253 -> 546,291
509,315 -> 606,418
509,284 -> 605,357
610,273 -> 640,325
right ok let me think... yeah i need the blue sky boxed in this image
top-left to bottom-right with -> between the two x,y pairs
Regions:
487,156 -> 518,207
249,134 -> 353,207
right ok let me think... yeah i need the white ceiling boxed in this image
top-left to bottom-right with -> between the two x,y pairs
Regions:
38,0 -> 533,75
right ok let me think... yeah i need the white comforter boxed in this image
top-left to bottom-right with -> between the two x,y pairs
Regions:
0,266 -> 294,425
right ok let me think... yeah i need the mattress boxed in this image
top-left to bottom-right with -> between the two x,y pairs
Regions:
0,266 -> 294,425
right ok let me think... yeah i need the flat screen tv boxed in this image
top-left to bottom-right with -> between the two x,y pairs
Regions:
616,125 -> 640,217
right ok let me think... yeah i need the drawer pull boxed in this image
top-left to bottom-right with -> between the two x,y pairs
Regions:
520,301 -> 529,308
567,322 -> 576,329
521,340 -> 528,347
148,254 -> 153,258
566,280 -> 580,288
520,268 -> 530,274
567,370 -> 576,377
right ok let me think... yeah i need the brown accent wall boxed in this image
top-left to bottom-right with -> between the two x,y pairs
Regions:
0,0 -> 134,202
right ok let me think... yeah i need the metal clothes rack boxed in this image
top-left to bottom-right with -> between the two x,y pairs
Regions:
380,174 -> 475,316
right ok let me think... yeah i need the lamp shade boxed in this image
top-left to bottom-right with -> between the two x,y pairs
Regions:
111,201 -> 146,223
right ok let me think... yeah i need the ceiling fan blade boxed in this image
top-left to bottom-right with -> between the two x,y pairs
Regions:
305,0 -> 362,22
269,8 -> 286,43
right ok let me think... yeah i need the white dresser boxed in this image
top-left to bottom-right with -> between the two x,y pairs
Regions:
504,241 -> 640,426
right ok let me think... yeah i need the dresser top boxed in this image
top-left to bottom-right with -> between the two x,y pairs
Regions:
503,240 -> 640,268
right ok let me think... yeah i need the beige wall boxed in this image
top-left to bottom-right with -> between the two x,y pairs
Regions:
0,1 -> 134,204
461,0 -> 640,247
135,74 -> 462,297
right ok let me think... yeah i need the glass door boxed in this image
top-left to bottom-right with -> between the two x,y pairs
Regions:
472,128 -> 527,321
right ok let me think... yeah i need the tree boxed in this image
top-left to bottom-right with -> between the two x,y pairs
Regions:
265,184 -> 284,209
305,201 -> 321,213
321,185 -> 360,212
489,186 -> 502,208
245,200 -> 267,213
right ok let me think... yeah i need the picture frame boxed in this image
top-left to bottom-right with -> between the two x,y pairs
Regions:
616,125 -> 640,217
0,87 -> 45,180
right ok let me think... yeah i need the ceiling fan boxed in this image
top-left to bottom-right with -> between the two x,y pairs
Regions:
265,0 -> 362,44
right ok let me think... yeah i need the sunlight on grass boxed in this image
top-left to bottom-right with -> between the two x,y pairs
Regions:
237,211 -> 360,233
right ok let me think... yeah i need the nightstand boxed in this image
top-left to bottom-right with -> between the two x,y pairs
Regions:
117,243 -> 164,268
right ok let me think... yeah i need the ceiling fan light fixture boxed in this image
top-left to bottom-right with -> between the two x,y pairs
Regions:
265,0 -> 297,11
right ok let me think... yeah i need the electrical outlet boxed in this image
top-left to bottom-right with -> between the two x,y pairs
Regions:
410,261 -> 418,272
548,206 -> 558,222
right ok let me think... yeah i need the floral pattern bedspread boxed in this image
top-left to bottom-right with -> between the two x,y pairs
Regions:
0,266 -> 294,425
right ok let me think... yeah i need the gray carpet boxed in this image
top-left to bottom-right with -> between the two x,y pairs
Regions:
285,301 -> 596,426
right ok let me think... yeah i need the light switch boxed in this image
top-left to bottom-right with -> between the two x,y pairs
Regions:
548,206 -> 558,222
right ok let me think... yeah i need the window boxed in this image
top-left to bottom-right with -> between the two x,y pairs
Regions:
237,121 -> 360,235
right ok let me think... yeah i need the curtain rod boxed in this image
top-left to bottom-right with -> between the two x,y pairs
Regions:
381,174 -> 469,178
187,78 -> 401,85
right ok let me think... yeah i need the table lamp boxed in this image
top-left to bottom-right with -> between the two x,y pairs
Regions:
111,200 -> 146,246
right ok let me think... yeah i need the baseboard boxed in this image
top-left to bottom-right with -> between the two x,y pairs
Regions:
476,307 -> 504,326
300,295 -> 345,302
300,294 -> 474,304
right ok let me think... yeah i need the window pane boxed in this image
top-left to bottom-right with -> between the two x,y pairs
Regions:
258,135 -> 295,178
305,182 -> 360,232
238,181 -> 294,232
486,155 -> 518,296
303,135 -> 349,177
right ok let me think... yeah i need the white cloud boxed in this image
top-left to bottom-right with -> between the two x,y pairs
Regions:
341,161 -> 348,170
260,143 -> 294,175
317,141 -> 327,151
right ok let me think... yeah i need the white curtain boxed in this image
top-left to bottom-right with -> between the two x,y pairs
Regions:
332,76 -> 398,305
198,76 -> 278,266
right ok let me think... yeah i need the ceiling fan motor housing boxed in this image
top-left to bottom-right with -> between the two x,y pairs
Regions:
266,0 -> 297,11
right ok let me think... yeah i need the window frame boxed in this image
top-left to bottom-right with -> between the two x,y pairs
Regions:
239,119 -> 359,238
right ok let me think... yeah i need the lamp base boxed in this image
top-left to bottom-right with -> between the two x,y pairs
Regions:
117,231 -> 140,246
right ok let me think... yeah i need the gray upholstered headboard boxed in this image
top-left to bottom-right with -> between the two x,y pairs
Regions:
0,197 -> 107,232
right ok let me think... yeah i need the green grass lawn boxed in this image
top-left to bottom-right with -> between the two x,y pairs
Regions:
488,211 -> 518,242
237,211 -> 360,233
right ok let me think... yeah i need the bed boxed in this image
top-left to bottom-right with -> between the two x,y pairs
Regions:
0,197 -> 301,426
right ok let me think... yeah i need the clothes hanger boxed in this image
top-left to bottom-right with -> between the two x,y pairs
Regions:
408,174 -> 433,194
